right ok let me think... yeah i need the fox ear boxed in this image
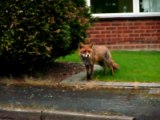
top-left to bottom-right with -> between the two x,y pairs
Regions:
79,42 -> 84,48
89,43 -> 93,48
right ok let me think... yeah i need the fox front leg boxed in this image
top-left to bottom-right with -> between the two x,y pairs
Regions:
90,64 -> 94,80
85,65 -> 90,80
85,64 -> 93,80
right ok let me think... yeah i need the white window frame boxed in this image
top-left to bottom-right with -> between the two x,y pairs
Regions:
86,0 -> 160,18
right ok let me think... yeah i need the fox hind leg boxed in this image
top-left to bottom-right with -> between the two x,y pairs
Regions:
108,62 -> 114,75
104,53 -> 115,76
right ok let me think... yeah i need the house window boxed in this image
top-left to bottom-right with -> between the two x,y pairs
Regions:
91,0 -> 133,13
86,0 -> 160,18
140,0 -> 160,12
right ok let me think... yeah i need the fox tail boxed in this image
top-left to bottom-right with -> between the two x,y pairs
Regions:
111,59 -> 119,70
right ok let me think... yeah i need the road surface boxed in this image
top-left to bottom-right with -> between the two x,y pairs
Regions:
0,85 -> 160,120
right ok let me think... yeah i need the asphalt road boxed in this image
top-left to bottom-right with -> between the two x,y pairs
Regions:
0,85 -> 160,120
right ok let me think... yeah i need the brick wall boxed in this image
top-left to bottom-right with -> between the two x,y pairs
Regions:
87,17 -> 160,50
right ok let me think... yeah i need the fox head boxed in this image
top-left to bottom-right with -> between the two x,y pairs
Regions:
78,42 -> 93,65
79,42 -> 93,58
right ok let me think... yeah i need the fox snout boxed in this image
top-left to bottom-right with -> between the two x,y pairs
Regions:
81,52 -> 91,58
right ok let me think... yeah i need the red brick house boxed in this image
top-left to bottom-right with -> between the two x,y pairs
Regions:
86,0 -> 160,50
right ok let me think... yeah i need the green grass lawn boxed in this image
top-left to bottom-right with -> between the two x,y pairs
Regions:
57,51 -> 160,82
57,51 -> 81,63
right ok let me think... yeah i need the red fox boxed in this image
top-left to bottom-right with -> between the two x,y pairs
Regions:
78,42 -> 119,80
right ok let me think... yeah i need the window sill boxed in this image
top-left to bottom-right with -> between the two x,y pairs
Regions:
92,13 -> 160,18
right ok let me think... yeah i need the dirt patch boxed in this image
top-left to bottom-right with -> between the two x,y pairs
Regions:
46,62 -> 85,82
0,62 -> 85,87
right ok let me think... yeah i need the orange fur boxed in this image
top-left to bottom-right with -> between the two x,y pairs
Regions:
79,42 -> 119,80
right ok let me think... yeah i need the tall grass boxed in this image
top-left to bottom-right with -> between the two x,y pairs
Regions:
57,51 -> 160,82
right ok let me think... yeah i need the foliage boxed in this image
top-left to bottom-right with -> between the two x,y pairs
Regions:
0,0 -> 93,74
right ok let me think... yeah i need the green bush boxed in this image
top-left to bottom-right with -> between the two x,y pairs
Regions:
0,0 -> 93,74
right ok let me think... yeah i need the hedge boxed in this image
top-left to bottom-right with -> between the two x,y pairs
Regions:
0,0 -> 93,74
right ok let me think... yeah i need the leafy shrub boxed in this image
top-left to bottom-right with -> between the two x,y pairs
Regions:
0,0 -> 93,74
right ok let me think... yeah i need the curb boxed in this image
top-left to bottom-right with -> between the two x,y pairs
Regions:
0,108 -> 135,120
